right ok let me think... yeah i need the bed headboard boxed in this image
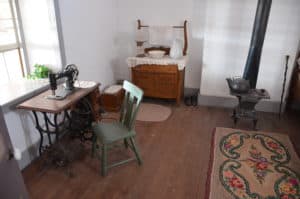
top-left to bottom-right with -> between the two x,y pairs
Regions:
137,19 -> 188,56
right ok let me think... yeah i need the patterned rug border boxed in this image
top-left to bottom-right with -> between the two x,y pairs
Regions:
204,127 -> 300,199
204,127 -> 216,199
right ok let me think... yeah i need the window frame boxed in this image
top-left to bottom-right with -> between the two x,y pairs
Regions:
0,0 -> 29,78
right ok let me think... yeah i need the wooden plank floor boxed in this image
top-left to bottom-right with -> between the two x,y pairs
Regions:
22,105 -> 300,199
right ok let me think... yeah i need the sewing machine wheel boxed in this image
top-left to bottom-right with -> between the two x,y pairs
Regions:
64,64 -> 79,82
69,97 -> 93,141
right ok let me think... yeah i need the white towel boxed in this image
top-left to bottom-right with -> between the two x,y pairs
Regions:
104,85 -> 122,94
148,26 -> 174,47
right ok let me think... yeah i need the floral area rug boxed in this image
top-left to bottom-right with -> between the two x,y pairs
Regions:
206,127 -> 300,199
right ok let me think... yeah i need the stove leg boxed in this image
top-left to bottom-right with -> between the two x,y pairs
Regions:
234,118 -> 238,126
253,119 -> 258,130
232,109 -> 238,126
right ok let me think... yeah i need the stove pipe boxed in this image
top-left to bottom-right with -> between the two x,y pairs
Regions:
243,0 -> 272,88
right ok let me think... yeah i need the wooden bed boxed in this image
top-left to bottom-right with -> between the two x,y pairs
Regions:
131,20 -> 188,104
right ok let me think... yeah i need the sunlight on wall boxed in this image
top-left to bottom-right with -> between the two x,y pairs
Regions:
18,0 -> 62,73
201,0 -> 300,101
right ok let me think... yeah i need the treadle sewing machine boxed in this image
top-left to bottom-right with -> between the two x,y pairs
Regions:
17,64 -> 101,174
47,64 -> 79,100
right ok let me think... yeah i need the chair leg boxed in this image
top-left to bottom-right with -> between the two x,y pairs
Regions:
129,137 -> 142,165
91,134 -> 97,158
124,138 -> 129,148
101,144 -> 107,176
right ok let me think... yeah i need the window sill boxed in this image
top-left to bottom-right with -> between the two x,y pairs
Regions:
0,78 -> 50,108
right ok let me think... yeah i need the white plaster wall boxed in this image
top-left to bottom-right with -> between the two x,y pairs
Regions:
5,0 -> 300,170
4,109 -> 41,169
4,105 -> 63,169
3,0 -> 119,169
58,0 -> 117,89
201,0 -> 300,101
114,0 -> 206,88
5,0 -> 63,170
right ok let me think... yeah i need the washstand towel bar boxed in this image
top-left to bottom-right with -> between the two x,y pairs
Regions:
137,19 -> 188,56
137,19 -> 187,29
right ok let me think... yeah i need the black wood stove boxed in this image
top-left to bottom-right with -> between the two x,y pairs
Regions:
227,0 -> 272,129
226,78 -> 270,129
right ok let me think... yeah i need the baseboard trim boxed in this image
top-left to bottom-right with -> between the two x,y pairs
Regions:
18,142 -> 39,170
198,95 -> 283,113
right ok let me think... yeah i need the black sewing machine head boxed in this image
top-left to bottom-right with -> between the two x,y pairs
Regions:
48,64 -> 79,100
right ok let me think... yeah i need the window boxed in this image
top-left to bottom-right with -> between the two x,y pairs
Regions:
0,0 -> 26,84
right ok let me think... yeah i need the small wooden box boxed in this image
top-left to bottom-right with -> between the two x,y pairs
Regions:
100,85 -> 124,112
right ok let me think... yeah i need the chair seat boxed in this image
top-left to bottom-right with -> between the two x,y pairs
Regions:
92,122 -> 136,144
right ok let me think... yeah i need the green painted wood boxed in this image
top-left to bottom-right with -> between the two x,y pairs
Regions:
91,134 -> 96,158
107,157 -> 136,169
92,80 -> 144,176
120,80 -> 143,130
101,145 -> 107,176
93,122 -> 135,144
130,137 -> 142,165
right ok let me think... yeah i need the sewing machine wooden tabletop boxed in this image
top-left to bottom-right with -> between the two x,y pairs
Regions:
17,82 -> 100,114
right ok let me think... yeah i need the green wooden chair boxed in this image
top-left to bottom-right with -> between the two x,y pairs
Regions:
92,80 -> 143,176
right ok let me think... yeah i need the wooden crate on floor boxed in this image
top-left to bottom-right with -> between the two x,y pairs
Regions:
100,85 -> 124,112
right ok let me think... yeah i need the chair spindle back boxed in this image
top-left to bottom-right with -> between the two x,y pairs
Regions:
120,81 -> 143,130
